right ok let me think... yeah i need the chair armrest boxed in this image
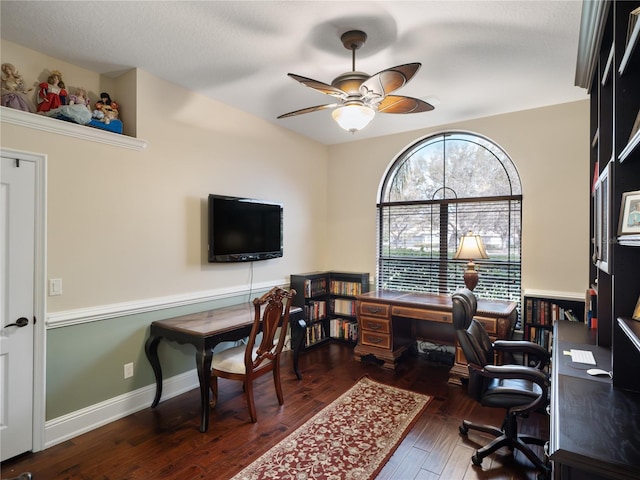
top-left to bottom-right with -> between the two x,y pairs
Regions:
481,364 -> 549,414
483,364 -> 548,384
494,340 -> 551,369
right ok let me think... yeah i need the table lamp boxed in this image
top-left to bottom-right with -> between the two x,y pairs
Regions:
453,232 -> 489,291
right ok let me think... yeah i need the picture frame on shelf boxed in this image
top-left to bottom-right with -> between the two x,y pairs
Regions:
617,190 -> 640,236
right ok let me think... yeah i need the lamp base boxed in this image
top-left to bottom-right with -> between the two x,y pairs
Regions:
463,263 -> 479,291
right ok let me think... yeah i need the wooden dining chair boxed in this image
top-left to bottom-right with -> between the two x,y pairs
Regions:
209,286 -> 296,422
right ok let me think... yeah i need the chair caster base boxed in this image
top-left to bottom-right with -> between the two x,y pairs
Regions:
471,452 -> 483,466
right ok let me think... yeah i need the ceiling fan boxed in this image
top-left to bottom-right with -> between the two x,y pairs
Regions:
278,30 -> 434,133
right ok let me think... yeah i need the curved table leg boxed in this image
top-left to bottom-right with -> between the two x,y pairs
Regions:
144,335 -> 163,408
195,347 -> 214,433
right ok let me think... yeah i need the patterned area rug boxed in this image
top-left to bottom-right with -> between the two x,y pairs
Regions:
230,376 -> 432,480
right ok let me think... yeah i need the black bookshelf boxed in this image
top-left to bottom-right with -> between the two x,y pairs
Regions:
290,271 -> 369,350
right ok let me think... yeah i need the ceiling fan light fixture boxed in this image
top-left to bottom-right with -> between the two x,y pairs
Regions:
331,104 -> 375,133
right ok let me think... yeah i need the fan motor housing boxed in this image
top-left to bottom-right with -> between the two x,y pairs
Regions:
331,71 -> 369,95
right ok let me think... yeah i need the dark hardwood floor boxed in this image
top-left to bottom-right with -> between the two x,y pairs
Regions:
2,343 -> 549,480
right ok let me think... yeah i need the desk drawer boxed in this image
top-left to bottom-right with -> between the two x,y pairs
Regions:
360,317 -> 391,334
358,302 -> 391,318
361,331 -> 391,349
393,306 -> 451,323
475,316 -> 497,335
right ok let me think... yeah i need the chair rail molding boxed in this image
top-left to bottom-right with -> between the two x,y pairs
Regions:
45,278 -> 288,328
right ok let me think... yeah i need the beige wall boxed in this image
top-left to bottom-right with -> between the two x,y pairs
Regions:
327,100 -> 590,296
2,40 -> 330,314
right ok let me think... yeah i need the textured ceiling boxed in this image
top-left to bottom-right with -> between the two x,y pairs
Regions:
0,1 -> 589,145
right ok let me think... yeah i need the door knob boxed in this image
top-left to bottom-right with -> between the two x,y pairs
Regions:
4,317 -> 29,329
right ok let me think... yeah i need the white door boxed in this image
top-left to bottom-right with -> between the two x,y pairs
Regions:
1,155 -> 36,461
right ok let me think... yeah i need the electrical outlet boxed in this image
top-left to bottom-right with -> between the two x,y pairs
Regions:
124,362 -> 134,379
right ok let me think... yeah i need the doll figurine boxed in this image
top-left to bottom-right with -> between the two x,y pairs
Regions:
92,92 -> 119,124
1,63 -> 35,112
68,87 -> 91,111
37,69 -> 67,112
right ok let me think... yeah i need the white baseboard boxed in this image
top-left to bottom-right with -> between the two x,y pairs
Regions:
44,369 -> 198,448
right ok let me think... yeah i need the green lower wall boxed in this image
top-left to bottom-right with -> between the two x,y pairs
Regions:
45,292 -> 265,420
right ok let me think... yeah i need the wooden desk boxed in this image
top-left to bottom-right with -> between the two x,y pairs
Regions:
549,321 -> 640,479
353,290 -> 517,382
144,302 -> 303,432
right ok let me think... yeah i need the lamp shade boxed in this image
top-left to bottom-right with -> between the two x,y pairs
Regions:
453,233 -> 488,291
453,233 -> 489,260
331,105 -> 375,132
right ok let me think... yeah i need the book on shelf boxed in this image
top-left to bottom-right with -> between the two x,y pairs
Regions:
564,310 -> 580,322
618,234 -> 640,246
586,287 -> 598,330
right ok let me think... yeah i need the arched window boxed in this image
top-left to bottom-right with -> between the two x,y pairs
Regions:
378,131 -> 522,314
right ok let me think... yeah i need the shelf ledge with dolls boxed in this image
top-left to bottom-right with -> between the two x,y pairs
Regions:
1,106 -> 147,151
2,64 -> 146,151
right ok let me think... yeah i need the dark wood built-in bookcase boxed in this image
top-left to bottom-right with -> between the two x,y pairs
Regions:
290,271 -> 370,350
579,0 -> 640,383
523,290 -> 586,353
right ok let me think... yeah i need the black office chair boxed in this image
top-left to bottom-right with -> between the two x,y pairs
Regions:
452,288 -> 551,480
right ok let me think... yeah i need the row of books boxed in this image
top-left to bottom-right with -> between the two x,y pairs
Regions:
332,298 -> 356,316
303,278 -> 327,298
329,318 -> 358,342
527,326 -> 553,351
524,298 -> 581,326
303,278 -> 364,298
304,299 -> 358,321
304,322 -> 326,347
329,280 -> 363,296
305,300 -> 327,321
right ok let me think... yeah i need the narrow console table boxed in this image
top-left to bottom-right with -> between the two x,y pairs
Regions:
353,290 -> 517,383
549,320 -> 640,479
145,302 -> 303,432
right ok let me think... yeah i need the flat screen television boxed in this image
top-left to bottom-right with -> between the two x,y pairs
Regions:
208,194 -> 283,263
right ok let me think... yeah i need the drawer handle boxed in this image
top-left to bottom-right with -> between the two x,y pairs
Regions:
366,306 -> 383,314
366,323 -> 381,330
369,337 -> 383,344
